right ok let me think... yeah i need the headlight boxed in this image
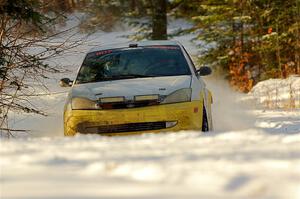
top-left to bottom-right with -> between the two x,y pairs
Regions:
161,88 -> 192,104
71,97 -> 99,110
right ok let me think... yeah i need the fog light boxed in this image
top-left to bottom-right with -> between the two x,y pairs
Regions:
166,121 -> 177,128
135,95 -> 159,101
100,97 -> 124,103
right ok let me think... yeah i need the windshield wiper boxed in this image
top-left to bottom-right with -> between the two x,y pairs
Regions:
119,74 -> 156,78
78,74 -> 156,84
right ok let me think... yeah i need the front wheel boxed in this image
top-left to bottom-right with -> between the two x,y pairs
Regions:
202,106 -> 209,132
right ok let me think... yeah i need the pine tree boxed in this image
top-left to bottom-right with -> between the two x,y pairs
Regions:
175,0 -> 300,92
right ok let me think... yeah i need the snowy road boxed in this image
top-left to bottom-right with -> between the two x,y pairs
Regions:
1,17 -> 300,199
2,87 -> 300,199
1,110 -> 300,199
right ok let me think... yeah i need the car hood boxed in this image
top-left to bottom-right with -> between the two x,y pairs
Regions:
71,75 -> 192,100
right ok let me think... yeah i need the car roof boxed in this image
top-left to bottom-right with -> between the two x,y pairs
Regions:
88,40 -> 182,53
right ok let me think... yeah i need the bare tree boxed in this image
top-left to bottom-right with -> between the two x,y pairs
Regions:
0,0 -> 82,137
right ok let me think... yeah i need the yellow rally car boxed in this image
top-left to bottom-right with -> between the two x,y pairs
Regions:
60,41 -> 213,136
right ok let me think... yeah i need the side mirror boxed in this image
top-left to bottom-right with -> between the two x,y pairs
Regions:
59,78 -> 73,87
196,66 -> 212,76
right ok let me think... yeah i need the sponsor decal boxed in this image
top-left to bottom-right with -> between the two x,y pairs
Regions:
146,46 -> 180,50
95,50 -> 113,56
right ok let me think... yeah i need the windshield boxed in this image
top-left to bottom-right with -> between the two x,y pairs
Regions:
75,45 -> 191,84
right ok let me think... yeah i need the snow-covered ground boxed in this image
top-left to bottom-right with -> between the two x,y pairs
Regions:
1,17 -> 300,199
2,126 -> 300,199
249,76 -> 300,109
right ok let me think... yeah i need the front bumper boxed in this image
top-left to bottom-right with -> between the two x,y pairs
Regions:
64,101 -> 203,136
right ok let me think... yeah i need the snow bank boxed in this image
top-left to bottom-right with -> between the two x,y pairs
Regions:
248,76 -> 300,109
1,123 -> 300,199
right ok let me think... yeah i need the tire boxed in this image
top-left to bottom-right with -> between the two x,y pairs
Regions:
202,106 -> 209,132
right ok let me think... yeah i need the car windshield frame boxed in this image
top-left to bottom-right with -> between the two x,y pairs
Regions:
75,45 -> 192,84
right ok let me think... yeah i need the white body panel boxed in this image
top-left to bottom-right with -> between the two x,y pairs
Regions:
71,75 -> 193,101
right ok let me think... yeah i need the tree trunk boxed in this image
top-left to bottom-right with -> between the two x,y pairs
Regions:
130,0 -> 136,12
55,0 -> 67,11
296,0 -> 300,74
276,22 -> 283,78
151,0 -> 167,40
240,0 -> 245,53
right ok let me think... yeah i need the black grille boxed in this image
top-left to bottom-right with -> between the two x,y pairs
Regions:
83,122 -> 167,134
99,100 -> 159,110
